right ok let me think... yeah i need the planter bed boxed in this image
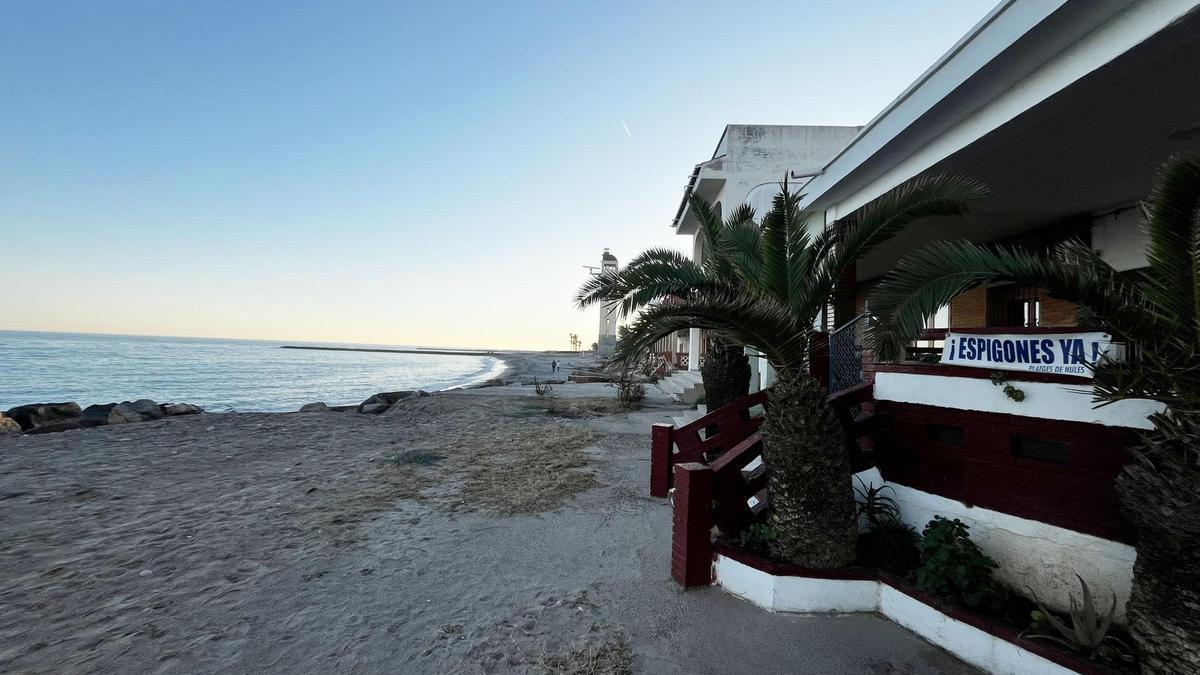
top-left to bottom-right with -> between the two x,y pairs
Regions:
713,543 -> 1123,675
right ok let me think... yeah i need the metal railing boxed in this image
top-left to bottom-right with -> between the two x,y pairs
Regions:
829,313 -> 871,394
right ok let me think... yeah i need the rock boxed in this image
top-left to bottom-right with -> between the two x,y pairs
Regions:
299,402 -> 330,413
25,418 -> 108,435
161,403 -> 203,416
5,402 -> 82,431
357,391 -> 417,413
108,399 -> 165,424
417,390 -> 431,397
327,404 -> 357,412
360,402 -> 390,415
81,403 -> 117,422
0,414 -> 21,436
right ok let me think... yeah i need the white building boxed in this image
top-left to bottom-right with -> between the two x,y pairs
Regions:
670,0 -> 1200,621
596,249 -> 619,358
670,124 -> 861,386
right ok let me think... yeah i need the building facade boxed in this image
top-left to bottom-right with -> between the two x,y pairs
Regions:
671,124 -> 861,384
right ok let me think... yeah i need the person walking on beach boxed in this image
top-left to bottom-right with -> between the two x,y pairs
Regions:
551,359 -> 557,373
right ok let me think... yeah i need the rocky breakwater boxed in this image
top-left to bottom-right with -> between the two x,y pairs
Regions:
297,390 -> 431,415
2,399 -> 204,436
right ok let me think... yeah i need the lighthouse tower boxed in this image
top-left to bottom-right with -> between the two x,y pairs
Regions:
597,249 -> 619,357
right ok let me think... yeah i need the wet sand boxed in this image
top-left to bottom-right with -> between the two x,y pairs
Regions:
0,386 -> 975,673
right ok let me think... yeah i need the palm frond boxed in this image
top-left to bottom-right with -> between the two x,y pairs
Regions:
1140,156 -> 1200,336
759,185 -> 802,302
720,220 -> 765,292
575,248 -> 728,317
613,291 -> 811,369
809,174 -> 989,314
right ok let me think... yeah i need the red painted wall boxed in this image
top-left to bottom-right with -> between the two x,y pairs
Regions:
873,401 -> 1138,543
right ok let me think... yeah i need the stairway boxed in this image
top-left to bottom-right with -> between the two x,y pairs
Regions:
671,404 -> 707,429
656,370 -> 705,405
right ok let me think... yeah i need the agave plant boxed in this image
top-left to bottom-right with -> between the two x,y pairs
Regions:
578,175 -> 986,567
1026,575 -> 1130,662
867,156 -> 1200,671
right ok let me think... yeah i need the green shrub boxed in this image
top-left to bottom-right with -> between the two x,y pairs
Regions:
739,523 -> 778,556
915,516 -> 1000,609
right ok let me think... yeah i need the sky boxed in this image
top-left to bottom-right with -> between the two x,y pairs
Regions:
0,0 -> 998,350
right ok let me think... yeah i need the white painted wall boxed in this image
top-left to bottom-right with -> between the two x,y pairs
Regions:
873,371 -> 1162,429
1092,205 -> 1148,272
714,553 -> 1075,675
854,467 -> 1136,623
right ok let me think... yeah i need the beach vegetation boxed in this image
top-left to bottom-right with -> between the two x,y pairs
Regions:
615,370 -> 645,408
867,156 -> 1200,670
577,174 -> 985,567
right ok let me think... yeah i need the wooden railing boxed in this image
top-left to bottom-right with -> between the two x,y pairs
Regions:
650,390 -> 768,498
661,382 -> 890,587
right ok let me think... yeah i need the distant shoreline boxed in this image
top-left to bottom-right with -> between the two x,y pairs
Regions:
281,345 -> 497,357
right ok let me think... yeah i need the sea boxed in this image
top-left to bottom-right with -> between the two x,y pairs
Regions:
0,331 -> 506,412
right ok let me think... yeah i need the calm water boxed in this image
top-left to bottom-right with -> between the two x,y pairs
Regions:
0,331 -> 505,412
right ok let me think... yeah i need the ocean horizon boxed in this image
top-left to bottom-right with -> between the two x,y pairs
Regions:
0,330 -> 507,412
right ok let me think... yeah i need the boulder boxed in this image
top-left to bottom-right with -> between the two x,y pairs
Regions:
360,402 -> 390,415
108,399 -> 165,424
0,414 -> 21,436
161,403 -> 203,416
299,402 -> 330,413
5,402 -> 82,431
357,391 -> 417,413
82,403 -> 117,422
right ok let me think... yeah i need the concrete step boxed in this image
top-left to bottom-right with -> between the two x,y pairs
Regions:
658,379 -> 685,395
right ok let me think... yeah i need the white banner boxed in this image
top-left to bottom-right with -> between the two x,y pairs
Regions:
940,331 -> 1115,379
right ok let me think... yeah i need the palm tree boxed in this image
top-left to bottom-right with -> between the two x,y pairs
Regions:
577,175 -> 987,567
866,156 -> 1200,672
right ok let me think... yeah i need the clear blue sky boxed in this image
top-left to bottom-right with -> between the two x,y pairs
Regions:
0,0 -> 996,349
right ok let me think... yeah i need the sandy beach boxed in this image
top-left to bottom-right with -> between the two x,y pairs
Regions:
0,380 -> 973,673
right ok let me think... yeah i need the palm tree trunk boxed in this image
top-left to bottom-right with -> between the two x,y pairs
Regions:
761,370 -> 857,568
1117,454 -> 1200,673
700,339 -> 751,411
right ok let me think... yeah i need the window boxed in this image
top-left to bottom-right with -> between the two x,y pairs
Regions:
926,423 -> 965,446
1010,435 -> 1068,463
987,284 -> 1041,328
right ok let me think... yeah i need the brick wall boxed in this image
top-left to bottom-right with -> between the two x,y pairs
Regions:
948,286 -> 1077,328
671,463 -> 714,587
949,287 -> 987,327
1038,294 -> 1078,327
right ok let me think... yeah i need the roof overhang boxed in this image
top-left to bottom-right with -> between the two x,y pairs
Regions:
799,0 -> 1200,219
671,157 -> 727,235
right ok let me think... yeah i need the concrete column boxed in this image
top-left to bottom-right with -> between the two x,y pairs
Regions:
688,328 -> 701,371
746,347 -> 761,393
760,358 -> 776,389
